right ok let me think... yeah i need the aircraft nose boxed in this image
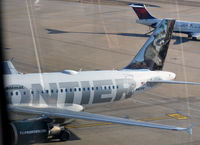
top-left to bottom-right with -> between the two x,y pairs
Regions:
169,72 -> 176,80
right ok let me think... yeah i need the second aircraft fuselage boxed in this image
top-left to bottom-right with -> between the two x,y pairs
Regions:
137,19 -> 200,35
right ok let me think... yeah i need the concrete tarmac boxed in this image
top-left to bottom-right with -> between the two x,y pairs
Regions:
3,0 -> 200,145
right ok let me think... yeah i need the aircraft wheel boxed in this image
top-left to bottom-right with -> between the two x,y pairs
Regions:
59,129 -> 70,141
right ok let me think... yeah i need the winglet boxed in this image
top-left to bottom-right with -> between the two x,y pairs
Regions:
186,124 -> 194,135
175,124 -> 194,135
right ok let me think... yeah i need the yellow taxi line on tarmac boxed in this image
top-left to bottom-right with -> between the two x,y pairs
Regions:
167,113 -> 189,120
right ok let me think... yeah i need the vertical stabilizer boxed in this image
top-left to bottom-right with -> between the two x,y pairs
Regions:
124,19 -> 175,71
129,4 -> 156,20
3,60 -> 19,74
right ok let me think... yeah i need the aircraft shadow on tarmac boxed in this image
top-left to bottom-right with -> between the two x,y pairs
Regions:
73,0 -> 160,8
45,28 -> 200,45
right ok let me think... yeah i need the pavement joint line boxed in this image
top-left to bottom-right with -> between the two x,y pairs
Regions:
66,122 -> 112,128
137,117 -> 171,121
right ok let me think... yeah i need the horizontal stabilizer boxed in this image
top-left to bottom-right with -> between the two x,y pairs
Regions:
10,105 -> 192,134
147,80 -> 200,85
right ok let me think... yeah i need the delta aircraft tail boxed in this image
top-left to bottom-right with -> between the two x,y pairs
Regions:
124,19 -> 175,70
129,4 -> 156,20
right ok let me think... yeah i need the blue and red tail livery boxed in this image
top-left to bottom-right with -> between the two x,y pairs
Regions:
129,4 -> 155,19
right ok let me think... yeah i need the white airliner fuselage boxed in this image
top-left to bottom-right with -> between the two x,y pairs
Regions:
5,70 -> 175,108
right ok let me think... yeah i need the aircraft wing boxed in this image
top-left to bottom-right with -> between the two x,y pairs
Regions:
10,105 -> 192,134
147,80 -> 200,85
190,32 -> 200,38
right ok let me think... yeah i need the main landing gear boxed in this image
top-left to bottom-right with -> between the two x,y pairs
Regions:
50,126 -> 71,141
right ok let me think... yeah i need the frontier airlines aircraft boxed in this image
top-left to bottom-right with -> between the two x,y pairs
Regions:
130,4 -> 200,40
4,19 -> 199,142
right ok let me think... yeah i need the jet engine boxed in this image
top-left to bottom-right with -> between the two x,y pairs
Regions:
10,116 -> 71,145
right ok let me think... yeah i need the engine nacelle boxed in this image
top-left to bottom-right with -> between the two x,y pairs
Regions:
10,116 -> 71,144
10,116 -> 52,145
